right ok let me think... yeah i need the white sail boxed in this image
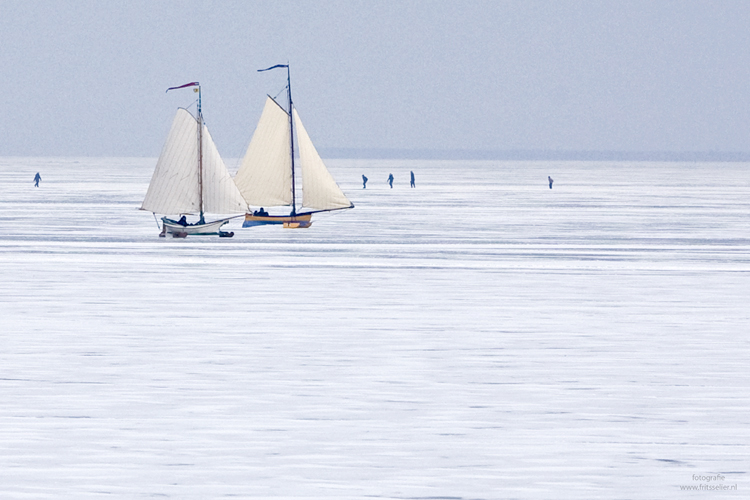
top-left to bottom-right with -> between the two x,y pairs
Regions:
294,108 -> 353,211
200,125 -> 248,214
141,108 -> 201,214
141,108 -> 247,215
234,96 -> 293,207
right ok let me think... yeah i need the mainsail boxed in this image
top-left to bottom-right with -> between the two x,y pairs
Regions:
141,108 -> 247,215
234,96 -> 352,213
233,97 -> 292,207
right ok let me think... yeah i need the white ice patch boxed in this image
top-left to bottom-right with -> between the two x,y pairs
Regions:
0,157 -> 748,498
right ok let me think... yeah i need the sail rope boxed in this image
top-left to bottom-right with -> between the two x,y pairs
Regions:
272,85 -> 288,102
231,127 -> 255,175
181,98 -> 199,116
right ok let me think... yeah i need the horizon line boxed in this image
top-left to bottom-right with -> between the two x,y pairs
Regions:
2,149 -> 750,162
318,148 -> 750,162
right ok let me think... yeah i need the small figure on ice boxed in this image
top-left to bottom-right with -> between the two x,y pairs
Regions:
34,172 -> 41,187
410,170 -> 415,188
548,176 -> 554,189
387,173 -> 394,188
362,174 -> 368,189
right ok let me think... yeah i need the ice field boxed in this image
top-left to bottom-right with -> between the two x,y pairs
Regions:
1,157 -> 748,498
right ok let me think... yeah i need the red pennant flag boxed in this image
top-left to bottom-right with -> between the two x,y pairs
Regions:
166,82 -> 199,92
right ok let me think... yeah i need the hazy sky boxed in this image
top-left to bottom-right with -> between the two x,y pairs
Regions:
2,0 -> 750,157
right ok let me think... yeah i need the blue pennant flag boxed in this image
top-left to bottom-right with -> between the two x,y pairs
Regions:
258,64 -> 288,72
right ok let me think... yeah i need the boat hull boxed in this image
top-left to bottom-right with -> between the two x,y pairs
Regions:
243,213 -> 313,228
161,217 -> 234,236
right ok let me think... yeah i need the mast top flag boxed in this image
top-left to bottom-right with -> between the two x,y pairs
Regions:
166,82 -> 200,92
166,82 -> 202,116
258,64 -> 289,72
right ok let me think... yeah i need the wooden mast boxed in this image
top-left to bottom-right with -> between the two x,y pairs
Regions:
197,84 -> 204,223
165,81 -> 204,221
286,65 -> 297,217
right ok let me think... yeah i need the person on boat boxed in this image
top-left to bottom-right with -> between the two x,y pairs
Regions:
387,173 -> 394,188
34,172 -> 41,187
548,176 -> 554,189
410,171 -> 415,188
362,175 -> 368,189
178,215 -> 188,226
256,207 -> 268,217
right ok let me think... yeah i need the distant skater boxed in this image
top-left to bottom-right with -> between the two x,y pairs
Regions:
548,176 -> 553,189
410,171 -> 415,188
362,174 -> 368,189
34,172 -> 41,187
387,173 -> 394,188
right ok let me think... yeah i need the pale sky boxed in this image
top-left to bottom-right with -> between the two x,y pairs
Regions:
2,0 -> 750,157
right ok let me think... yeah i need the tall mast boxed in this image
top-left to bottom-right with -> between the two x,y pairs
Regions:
166,81 -> 203,220
197,84 -> 204,221
258,64 -> 296,215
287,65 -> 297,216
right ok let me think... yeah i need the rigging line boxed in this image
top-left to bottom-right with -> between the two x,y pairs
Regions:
152,212 -> 161,229
181,98 -> 199,116
230,150 -> 244,175
272,85 -> 288,102
231,123 -> 256,174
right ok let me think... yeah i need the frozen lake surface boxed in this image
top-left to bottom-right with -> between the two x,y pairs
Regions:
1,157 -> 749,498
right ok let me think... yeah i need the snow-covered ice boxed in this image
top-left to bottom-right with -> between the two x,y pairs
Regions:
1,157 -> 748,498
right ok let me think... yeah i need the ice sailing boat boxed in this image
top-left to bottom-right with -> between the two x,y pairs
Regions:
141,82 -> 247,237
234,64 -> 353,228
